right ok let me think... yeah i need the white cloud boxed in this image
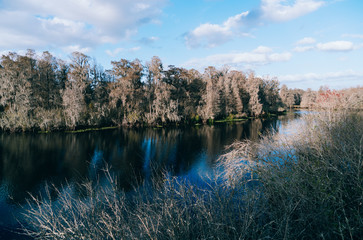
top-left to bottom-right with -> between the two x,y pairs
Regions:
316,41 -> 354,51
293,46 -> 315,52
185,11 -> 249,48
0,0 -> 166,51
278,70 -> 363,90
186,0 -> 325,48
135,3 -> 151,11
224,11 -> 250,29
296,37 -> 316,45
183,47 -> 291,69
279,70 -> 363,83
268,52 -> 292,61
293,40 -> 362,53
253,46 -> 273,53
293,37 -> 316,52
261,0 -> 325,22
63,45 -> 91,53
106,46 -> 141,57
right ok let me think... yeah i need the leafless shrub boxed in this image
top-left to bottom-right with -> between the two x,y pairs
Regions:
22,167 -> 269,239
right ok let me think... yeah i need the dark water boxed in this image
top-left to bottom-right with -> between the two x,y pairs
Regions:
0,112 -> 301,239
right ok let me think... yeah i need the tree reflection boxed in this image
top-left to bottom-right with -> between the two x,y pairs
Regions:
0,113 -> 301,205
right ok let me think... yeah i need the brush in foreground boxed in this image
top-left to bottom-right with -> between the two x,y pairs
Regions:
22,111 -> 363,239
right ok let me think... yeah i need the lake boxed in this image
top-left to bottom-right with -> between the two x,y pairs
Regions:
0,111 -> 302,239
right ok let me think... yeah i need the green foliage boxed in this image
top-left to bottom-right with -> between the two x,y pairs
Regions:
65,126 -> 118,133
226,113 -> 234,121
190,114 -> 200,124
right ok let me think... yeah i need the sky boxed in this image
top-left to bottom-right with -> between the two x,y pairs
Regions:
0,0 -> 362,90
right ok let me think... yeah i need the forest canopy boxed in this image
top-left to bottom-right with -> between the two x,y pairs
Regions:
0,50 -> 361,132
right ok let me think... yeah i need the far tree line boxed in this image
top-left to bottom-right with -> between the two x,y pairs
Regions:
0,50 -> 361,132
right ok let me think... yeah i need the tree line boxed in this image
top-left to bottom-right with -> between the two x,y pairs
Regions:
0,50 -> 361,132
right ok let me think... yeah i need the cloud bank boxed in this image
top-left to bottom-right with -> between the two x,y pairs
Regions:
316,41 -> 355,51
183,46 -> 292,70
0,0 -> 166,50
293,39 -> 358,52
279,70 -> 363,85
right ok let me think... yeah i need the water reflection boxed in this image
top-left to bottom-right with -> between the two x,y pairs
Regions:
0,112 -> 302,236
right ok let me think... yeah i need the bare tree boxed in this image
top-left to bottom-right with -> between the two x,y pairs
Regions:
62,52 -> 90,128
246,72 -> 263,117
300,88 -> 317,109
109,58 -> 144,125
199,66 -> 221,122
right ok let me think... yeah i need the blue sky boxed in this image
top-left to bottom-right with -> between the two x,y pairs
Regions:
0,0 -> 362,90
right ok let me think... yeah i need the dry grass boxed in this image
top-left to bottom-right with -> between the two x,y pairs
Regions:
21,172 -> 263,239
219,111 -> 363,239
22,111 -> 363,239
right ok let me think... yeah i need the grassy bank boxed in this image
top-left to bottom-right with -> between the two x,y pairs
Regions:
22,111 -> 362,239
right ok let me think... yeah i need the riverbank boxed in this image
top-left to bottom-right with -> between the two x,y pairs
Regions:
2,111 -> 285,134
21,110 -> 362,239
